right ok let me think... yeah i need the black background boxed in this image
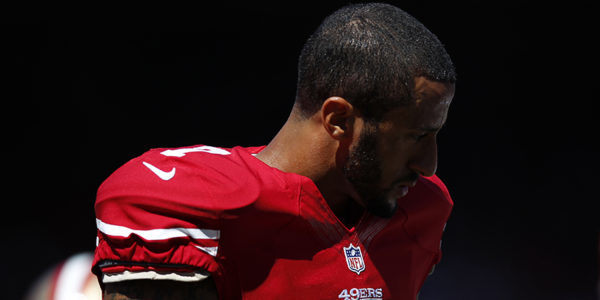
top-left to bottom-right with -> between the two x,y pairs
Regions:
2,1 -> 598,299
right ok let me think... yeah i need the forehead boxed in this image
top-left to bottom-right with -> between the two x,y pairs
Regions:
380,77 -> 455,130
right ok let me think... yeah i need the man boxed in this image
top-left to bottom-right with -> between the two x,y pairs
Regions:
93,2 -> 456,299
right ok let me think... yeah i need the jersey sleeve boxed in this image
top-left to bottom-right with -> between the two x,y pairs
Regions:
92,145 -> 261,283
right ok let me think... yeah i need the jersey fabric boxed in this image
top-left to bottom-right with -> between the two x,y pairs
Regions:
93,145 -> 453,300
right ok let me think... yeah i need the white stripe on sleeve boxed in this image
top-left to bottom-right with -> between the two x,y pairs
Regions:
195,245 -> 218,257
96,218 -> 220,241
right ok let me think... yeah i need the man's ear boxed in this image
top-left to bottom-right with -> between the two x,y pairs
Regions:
321,97 -> 355,140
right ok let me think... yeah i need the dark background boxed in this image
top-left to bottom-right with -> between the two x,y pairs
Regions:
2,1 -> 598,299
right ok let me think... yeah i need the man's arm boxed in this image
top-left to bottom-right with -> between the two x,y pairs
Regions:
103,277 -> 218,300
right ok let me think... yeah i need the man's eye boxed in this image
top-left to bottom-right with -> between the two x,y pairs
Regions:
414,133 -> 428,141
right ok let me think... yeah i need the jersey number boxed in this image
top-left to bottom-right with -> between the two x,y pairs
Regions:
160,146 -> 230,157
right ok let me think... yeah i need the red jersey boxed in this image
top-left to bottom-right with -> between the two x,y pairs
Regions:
93,145 -> 453,299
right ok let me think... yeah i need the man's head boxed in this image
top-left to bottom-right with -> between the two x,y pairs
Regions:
295,2 -> 456,120
293,3 -> 456,218
341,77 -> 454,217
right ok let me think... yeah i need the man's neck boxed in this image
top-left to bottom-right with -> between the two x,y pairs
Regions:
255,112 -> 328,180
255,111 -> 365,228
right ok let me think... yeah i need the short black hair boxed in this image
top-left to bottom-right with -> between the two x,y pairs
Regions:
295,2 -> 456,120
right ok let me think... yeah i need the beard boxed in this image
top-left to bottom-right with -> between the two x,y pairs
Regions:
342,124 -> 398,218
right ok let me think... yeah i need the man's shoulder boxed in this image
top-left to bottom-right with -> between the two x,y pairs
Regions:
134,144 -> 262,178
93,144 -> 298,284
96,145 -> 268,215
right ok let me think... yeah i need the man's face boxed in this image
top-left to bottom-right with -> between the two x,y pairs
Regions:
343,77 -> 455,217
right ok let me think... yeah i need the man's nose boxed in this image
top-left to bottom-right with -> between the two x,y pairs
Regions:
408,139 -> 438,177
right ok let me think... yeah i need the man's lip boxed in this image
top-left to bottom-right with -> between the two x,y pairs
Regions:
395,180 -> 418,188
391,180 -> 417,198
391,184 -> 409,198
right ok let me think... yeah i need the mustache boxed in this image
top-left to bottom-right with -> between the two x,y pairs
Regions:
391,173 -> 419,187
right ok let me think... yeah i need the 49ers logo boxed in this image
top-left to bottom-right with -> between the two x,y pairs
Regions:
338,287 -> 383,300
343,243 -> 365,275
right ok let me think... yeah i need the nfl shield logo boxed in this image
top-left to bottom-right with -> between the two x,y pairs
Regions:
343,243 -> 366,275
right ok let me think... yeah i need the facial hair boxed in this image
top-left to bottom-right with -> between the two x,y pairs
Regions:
342,124 -> 398,218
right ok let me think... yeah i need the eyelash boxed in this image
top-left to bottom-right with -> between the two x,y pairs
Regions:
414,133 -> 428,141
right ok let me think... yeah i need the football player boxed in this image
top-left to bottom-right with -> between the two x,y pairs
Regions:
93,3 -> 456,299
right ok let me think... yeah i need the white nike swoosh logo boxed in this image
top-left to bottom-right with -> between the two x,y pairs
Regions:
142,161 -> 176,180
